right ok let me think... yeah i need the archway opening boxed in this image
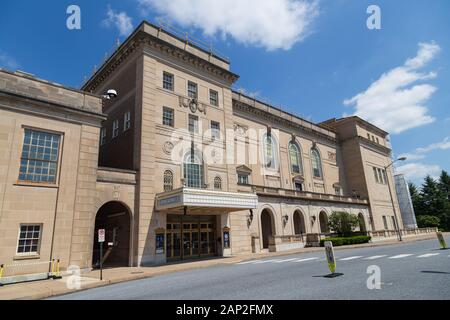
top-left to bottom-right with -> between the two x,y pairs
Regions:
293,211 -> 306,235
261,209 -> 274,249
358,213 -> 367,232
319,211 -> 329,233
92,201 -> 131,269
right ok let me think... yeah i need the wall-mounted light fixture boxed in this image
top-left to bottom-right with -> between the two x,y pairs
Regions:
282,215 -> 289,227
247,209 -> 254,228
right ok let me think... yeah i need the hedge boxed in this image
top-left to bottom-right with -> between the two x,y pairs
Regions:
320,235 -> 372,247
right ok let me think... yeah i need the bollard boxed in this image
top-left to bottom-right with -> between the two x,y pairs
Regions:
51,259 -> 62,280
437,232 -> 448,250
0,264 -> 4,286
49,259 -> 55,279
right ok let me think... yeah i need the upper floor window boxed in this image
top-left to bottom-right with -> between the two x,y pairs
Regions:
163,107 -> 174,127
210,89 -> 218,106
214,176 -> 222,190
311,148 -> 323,179
184,150 -> 204,188
238,173 -> 249,185
124,111 -> 131,131
288,141 -> 302,174
334,184 -> 342,196
163,72 -> 174,91
17,224 -> 42,254
188,81 -> 198,99
112,120 -> 119,138
376,137 -> 380,144
211,121 -> 220,140
367,133 -> 371,140
100,128 -> 107,146
373,167 -> 387,184
263,133 -> 278,169
163,170 -> 173,192
189,114 -> 199,134
382,216 -> 388,230
293,178 -> 304,192
19,129 -> 61,184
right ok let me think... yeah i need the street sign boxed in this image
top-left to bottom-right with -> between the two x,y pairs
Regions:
324,241 -> 336,274
437,231 -> 447,249
98,229 -> 105,243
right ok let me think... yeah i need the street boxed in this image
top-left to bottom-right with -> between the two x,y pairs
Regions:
51,238 -> 450,300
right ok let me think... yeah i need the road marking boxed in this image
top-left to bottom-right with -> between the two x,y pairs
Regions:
237,260 -> 261,265
417,253 -> 440,258
293,257 -> 319,262
273,258 -> 297,263
339,256 -> 363,261
388,254 -> 414,259
364,255 -> 387,260
253,259 -> 282,264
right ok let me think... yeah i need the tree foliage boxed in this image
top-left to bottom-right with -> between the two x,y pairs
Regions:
410,171 -> 450,231
328,211 -> 359,236
416,215 -> 440,228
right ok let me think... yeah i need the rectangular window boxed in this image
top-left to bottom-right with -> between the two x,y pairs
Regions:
124,111 -> 131,131
373,167 -> 379,183
382,169 -> 388,185
189,114 -> 199,133
382,216 -> 388,230
367,133 -> 371,140
188,81 -> 198,99
376,137 -> 379,144
294,181 -> 303,192
211,121 -> 220,140
162,107 -> 174,127
334,187 -> 342,196
163,72 -> 174,91
17,224 -> 41,254
112,120 -> 119,138
209,89 -> 218,106
100,128 -> 107,146
391,216 -> 397,230
18,129 -> 61,184
237,174 -> 249,185
377,168 -> 384,184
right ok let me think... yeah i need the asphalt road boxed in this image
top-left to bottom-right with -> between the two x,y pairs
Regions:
51,237 -> 450,300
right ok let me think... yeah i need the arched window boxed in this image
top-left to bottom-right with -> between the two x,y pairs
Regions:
311,148 -> 323,179
214,176 -> 222,190
184,150 -> 204,188
163,170 -> 173,191
263,133 -> 278,169
289,141 -> 302,174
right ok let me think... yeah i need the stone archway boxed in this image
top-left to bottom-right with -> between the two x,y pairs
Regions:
92,201 -> 131,268
293,210 -> 306,235
319,211 -> 329,233
261,209 -> 275,249
358,213 -> 367,232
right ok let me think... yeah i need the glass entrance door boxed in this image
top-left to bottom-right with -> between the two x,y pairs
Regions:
167,215 -> 216,261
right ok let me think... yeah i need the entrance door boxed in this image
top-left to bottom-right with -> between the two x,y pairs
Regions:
261,209 -> 274,249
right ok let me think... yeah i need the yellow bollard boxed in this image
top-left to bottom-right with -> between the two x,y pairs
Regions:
52,259 -> 62,280
0,264 -> 3,286
57,259 -> 60,277
50,259 -> 55,278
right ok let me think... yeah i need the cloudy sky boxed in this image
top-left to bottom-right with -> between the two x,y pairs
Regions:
1,0 -> 449,185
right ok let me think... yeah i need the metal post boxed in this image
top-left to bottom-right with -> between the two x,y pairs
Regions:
100,242 -> 103,281
385,166 -> 402,241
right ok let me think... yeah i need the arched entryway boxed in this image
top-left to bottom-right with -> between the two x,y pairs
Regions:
358,213 -> 367,232
92,201 -> 131,268
293,210 -> 306,235
261,209 -> 274,249
319,211 -> 329,233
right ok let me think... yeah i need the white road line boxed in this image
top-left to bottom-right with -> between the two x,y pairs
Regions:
293,257 -> 319,262
273,258 -> 297,263
237,260 -> 261,265
388,254 -> 414,259
253,259 -> 282,264
417,253 -> 440,258
364,255 -> 387,260
339,256 -> 363,261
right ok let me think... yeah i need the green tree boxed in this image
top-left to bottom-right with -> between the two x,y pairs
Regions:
418,175 -> 450,231
416,215 -> 440,228
408,182 -> 421,211
328,211 -> 359,236
438,170 -> 450,201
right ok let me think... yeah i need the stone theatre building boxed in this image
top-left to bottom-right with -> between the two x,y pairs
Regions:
0,22 -> 404,276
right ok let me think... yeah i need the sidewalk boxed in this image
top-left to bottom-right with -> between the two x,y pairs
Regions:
0,232 -> 443,300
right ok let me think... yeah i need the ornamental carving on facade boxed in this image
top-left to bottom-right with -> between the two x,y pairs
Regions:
163,141 -> 174,155
179,96 -> 206,115
233,123 -> 248,136
328,151 -> 336,161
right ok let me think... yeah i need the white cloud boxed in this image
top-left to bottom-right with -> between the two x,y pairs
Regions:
0,50 -> 19,70
138,0 -> 319,51
395,162 -> 441,182
344,42 -> 440,134
415,136 -> 450,153
102,6 -> 134,36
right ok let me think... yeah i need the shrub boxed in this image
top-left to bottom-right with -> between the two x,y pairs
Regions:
320,235 -> 372,247
416,215 -> 440,228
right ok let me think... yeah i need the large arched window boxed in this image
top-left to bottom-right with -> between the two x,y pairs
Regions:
163,170 -> 173,191
183,150 -> 204,188
311,148 -> 323,179
263,133 -> 278,169
289,141 -> 302,174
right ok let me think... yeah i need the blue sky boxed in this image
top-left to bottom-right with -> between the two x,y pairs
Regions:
1,0 -> 449,185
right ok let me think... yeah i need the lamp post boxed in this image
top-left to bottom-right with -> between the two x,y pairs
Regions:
384,157 -> 407,241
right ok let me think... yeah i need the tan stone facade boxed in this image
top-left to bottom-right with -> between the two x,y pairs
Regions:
0,21 -> 405,278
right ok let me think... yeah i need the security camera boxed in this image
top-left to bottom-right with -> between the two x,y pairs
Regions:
102,89 -> 118,100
